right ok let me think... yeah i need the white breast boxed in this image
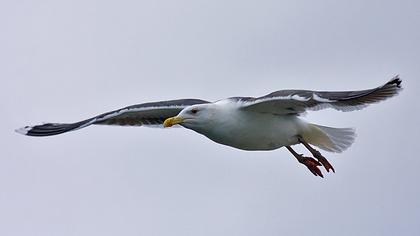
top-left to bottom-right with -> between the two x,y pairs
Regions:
192,102 -> 307,151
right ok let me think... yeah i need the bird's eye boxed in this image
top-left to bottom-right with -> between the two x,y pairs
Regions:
191,108 -> 199,114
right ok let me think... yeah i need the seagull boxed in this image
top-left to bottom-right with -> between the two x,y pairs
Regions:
16,76 -> 402,177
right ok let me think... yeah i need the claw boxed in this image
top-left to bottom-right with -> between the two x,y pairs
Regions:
297,137 -> 336,174
299,156 -> 324,178
313,151 -> 335,173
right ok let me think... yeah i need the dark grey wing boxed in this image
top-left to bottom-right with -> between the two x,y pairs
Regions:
238,76 -> 402,115
16,99 -> 209,137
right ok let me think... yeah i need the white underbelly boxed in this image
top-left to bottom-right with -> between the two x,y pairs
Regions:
199,113 -> 306,151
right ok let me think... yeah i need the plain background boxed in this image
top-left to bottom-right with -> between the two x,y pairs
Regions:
1,0 -> 419,235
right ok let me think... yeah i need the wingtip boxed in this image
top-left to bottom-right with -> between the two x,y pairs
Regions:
387,75 -> 402,88
15,126 -> 31,135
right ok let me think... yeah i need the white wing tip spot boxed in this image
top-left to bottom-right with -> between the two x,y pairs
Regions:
15,126 -> 32,135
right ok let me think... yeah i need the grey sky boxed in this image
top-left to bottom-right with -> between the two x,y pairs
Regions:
1,0 -> 419,235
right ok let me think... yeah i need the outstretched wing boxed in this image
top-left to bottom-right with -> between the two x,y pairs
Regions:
16,99 -> 209,137
237,76 -> 402,115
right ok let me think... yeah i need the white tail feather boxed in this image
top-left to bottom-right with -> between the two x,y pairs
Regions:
303,124 -> 356,153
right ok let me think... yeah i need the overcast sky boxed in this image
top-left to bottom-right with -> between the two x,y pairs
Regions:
1,0 -> 419,235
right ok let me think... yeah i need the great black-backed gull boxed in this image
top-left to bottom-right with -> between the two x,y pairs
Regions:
16,76 -> 402,177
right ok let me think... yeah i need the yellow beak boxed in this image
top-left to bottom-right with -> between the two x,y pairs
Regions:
163,116 -> 184,128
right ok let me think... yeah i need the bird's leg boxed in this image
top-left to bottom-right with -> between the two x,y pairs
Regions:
297,137 -> 335,173
286,146 -> 324,178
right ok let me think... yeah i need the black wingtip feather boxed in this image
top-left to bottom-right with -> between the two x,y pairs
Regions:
16,123 -> 75,137
386,75 -> 402,88
16,119 -> 94,137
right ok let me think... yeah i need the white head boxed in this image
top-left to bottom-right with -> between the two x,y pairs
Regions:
163,104 -> 216,131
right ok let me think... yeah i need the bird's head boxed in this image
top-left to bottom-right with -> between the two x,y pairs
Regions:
163,104 -> 215,130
